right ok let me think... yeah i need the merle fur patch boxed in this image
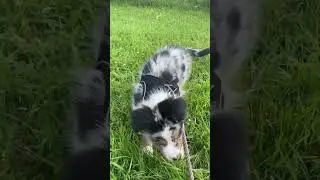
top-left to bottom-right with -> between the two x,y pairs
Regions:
131,106 -> 164,133
142,61 -> 152,74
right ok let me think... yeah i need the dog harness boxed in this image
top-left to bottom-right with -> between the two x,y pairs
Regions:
140,74 -> 180,99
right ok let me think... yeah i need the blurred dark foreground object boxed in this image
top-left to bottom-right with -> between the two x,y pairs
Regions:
211,110 -> 249,180
61,7 -> 109,180
61,69 -> 109,180
62,147 -> 108,180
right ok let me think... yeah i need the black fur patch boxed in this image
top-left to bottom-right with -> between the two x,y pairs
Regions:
159,50 -> 170,57
181,64 -> 185,72
158,97 -> 186,123
140,75 -> 164,98
142,61 -> 152,74
161,70 -> 173,82
131,106 -> 164,133
140,75 -> 180,98
152,55 -> 158,63
172,78 -> 179,84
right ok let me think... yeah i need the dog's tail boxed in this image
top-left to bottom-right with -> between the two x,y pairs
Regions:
188,47 -> 211,57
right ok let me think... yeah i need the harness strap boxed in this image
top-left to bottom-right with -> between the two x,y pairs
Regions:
140,74 -> 180,99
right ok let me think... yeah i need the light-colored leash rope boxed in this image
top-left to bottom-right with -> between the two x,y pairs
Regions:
182,123 -> 194,180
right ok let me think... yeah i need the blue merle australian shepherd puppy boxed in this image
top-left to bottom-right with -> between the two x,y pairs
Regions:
131,45 -> 210,160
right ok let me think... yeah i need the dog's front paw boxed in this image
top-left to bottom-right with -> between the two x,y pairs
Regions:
177,139 -> 185,159
179,147 -> 185,159
142,145 -> 153,155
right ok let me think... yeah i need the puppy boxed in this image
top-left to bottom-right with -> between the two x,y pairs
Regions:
131,45 -> 210,160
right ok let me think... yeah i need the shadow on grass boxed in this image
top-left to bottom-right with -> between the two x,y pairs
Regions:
110,0 -> 210,12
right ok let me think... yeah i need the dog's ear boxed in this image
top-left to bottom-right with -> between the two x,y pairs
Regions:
171,97 -> 187,122
131,106 -> 157,133
158,97 -> 187,123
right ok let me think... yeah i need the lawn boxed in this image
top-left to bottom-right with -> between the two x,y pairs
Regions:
242,0 -> 320,179
110,1 -> 210,180
0,0 -> 104,179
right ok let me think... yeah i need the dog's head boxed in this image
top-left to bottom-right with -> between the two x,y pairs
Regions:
132,97 -> 187,160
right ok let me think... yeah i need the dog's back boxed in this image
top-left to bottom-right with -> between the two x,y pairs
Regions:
139,45 -> 195,88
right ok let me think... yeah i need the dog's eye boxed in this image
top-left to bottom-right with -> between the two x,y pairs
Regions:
169,127 -> 176,131
172,127 -> 182,140
153,137 -> 167,146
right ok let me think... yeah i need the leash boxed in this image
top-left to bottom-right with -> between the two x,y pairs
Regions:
182,123 -> 194,180
182,54 -> 212,180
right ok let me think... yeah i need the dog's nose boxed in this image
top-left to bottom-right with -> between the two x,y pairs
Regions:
172,157 -> 178,160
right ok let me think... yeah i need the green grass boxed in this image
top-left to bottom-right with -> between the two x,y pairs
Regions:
0,0 -> 104,179
243,0 -> 320,179
110,1 -> 210,180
